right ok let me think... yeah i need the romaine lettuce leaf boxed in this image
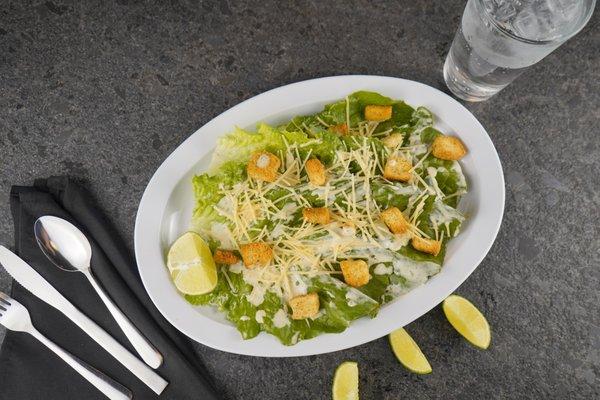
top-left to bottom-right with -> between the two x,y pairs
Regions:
209,125 -> 291,173
187,92 -> 467,346
259,275 -> 379,345
283,91 -> 415,136
187,270 -> 379,345
411,106 -> 434,128
191,174 -> 225,223
356,263 -> 406,303
371,181 -> 415,211
421,156 -> 468,207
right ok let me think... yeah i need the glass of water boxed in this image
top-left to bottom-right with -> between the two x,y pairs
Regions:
444,0 -> 596,102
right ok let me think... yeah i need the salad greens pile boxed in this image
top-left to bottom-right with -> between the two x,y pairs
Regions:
184,91 -> 467,345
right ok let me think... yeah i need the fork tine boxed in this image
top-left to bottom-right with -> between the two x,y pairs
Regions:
0,291 -> 11,306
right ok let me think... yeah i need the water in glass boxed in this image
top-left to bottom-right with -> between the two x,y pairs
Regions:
444,0 -> 596,101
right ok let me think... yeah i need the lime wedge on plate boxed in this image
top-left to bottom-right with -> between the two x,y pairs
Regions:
389,328 -> 432,374
332,361 -> 359,400
167,232 -> 217,295
443,294 -> 491,349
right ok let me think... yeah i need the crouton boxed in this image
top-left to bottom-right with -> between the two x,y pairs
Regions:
411,236 -> 442,256
305,158 -> 327,186
382,132 -> 404,148
213,249 -> 239,265
431,135 -> 467,161
247,151 -> 281,182
364,105 -> 393,121
384,155 -> 412,182
340,259 -> 370,288
380,207 -> 410,234
302,207 -> 331,224
239,242 -> 273,268
330,123 -> 348,135
288,292 -> 320,320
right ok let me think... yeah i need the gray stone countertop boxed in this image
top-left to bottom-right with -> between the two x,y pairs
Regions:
0,1 -> 599,399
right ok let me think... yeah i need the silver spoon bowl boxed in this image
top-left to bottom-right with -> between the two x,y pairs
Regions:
34,215 -> 163,369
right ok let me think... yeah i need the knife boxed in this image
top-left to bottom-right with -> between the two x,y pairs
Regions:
0,245 -> 168,395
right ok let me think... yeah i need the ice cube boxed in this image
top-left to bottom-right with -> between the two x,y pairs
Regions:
482,0 -> 517,23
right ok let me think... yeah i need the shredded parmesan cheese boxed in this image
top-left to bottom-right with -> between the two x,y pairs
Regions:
203,132 -> 464,312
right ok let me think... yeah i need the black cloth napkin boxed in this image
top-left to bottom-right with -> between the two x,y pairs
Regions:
0,176 -> 222,400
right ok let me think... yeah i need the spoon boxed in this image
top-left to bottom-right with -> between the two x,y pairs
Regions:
34,215 -> 163,369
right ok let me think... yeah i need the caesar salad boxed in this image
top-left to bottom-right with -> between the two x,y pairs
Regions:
172,91 -> 468,346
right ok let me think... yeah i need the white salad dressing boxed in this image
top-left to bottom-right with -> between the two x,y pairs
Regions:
290,332 -> 300,345
243,268 -> 267,306
427,167 -> 445,199
273,309 -> 290,328
191,101 -> 468,346
339,225 -> 357,237
386,283 -> 410,297
393,257 -> 440,286
210,222 -> 236,249
311,185 -> 337,204
379,231 -> 411,251
309,309 -> 325,320
430,198 -> 465,237
229,262 -> 243,274
255,310 -> 266,324
451,161 -> 467,188
373,263 -> 393,275
274,203 -> 298,221
364,248 -> 394,263
345,289 -> 364,307
215,195 -> 234,214
408,130 -> 428,155
389,184 -> 419,196
271,223 -> 285,239
289,273 -> 308,298
246,285 -> 266,307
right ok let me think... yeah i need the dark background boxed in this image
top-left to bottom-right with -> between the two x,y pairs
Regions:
1,1 -> 599,399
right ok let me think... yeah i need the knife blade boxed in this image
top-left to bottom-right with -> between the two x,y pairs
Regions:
0,245 -> 168,395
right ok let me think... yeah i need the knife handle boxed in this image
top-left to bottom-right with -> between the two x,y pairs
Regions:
62,300 -> 168,395
0,246 -> 167,394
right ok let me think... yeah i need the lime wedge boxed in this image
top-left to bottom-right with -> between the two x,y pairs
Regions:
389,328 -> 432,374
443,294 -> 491,349
332,361 -> 359,400
167,232 -> 217,295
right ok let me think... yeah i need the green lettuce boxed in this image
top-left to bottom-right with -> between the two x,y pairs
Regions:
186,271 -> 378,345
187,91 -> 468,345
284,91 -> 415,137
209,126 -> 286,173
191,174 -> 224,223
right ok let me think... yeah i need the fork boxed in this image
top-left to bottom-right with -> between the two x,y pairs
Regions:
0,291 -> 132,400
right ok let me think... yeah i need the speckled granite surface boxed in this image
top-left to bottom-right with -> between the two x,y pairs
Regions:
0,1 -> 598,399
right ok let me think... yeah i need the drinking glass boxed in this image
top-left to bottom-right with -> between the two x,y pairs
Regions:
444,0 -> 596,102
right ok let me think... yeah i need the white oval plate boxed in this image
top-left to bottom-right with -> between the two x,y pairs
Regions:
135,75 -> 504,357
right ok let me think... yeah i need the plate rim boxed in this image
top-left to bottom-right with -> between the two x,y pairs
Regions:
134,75 -> 505,357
